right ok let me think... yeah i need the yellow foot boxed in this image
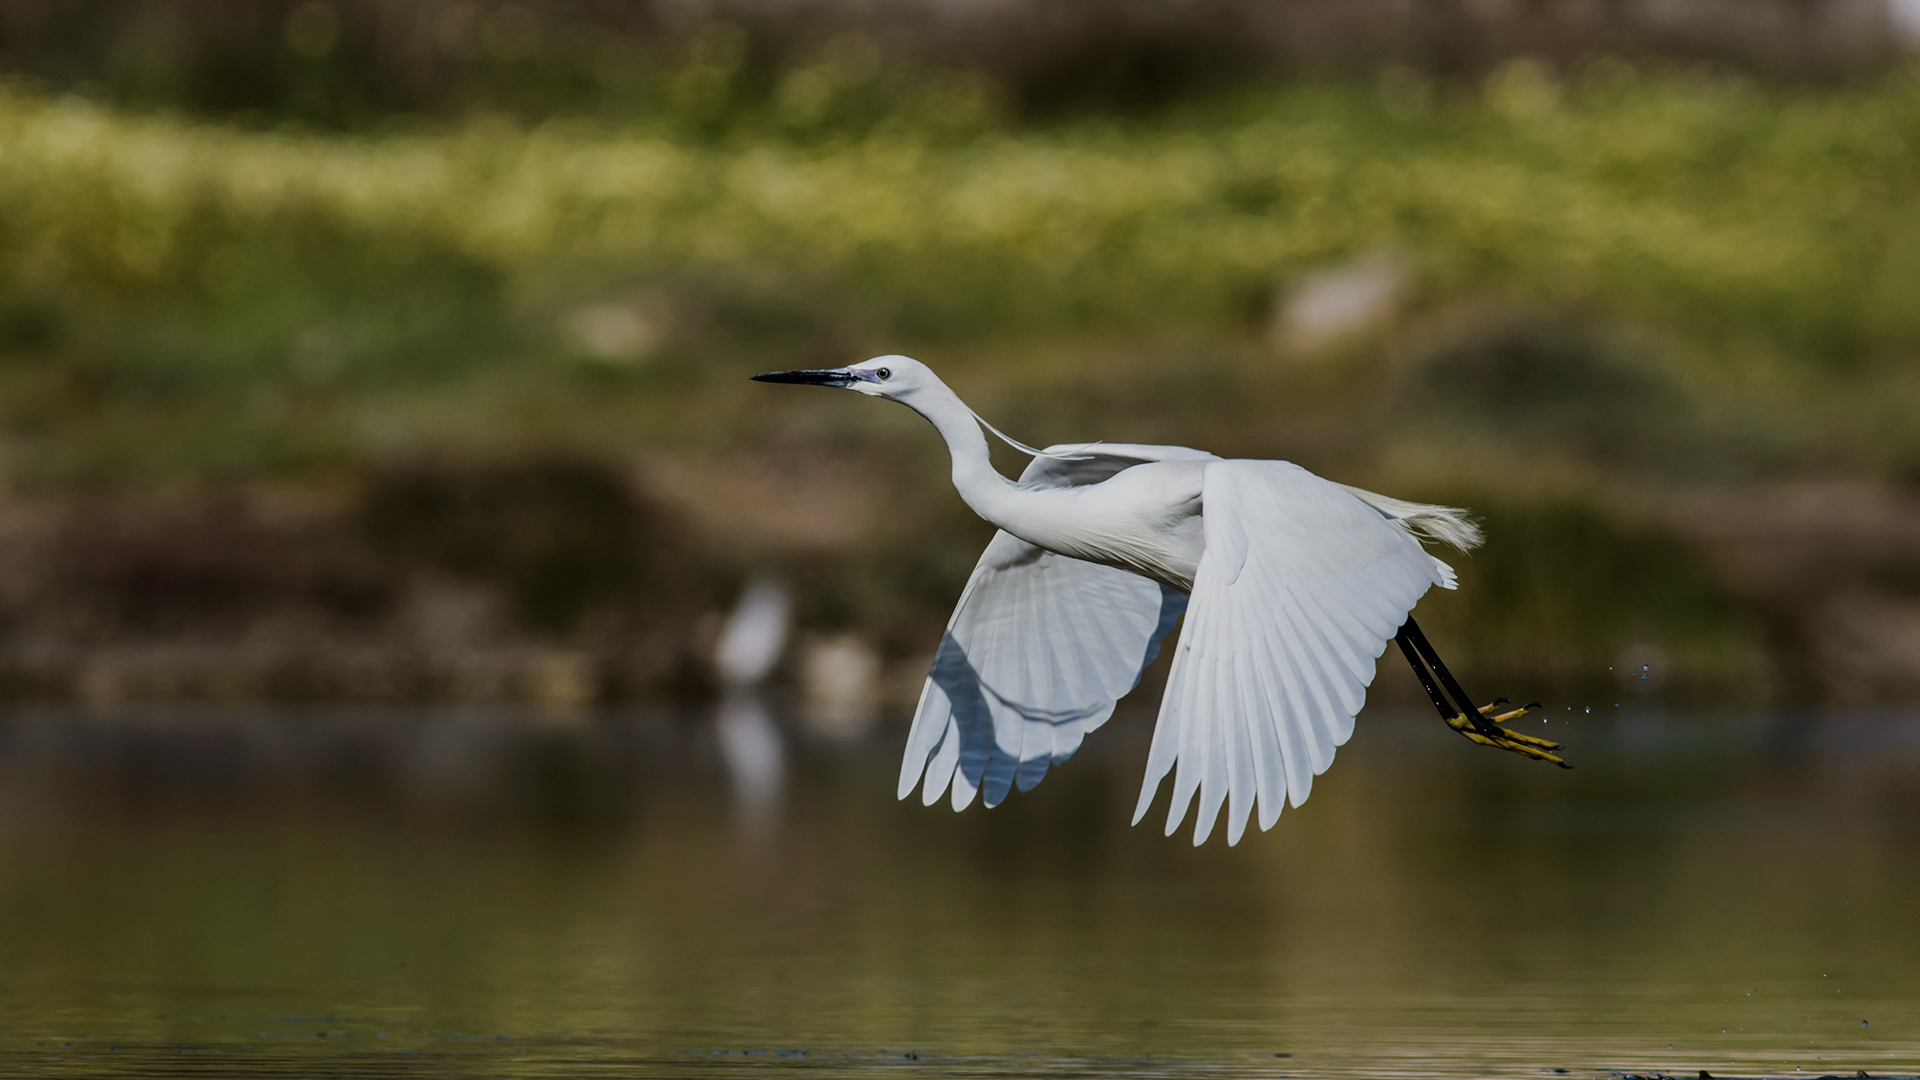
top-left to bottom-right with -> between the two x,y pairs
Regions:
1445,702 -> 1571,768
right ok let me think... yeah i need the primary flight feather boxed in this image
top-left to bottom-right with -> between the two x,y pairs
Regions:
754,355 -> 1567,846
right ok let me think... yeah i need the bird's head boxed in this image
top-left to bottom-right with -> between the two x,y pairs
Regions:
751,355 -> 934,404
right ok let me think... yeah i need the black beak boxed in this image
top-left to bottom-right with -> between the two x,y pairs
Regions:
751,368 -> 855,387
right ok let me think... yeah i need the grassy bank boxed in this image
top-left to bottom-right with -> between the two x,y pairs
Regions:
3,65 -> 1918,476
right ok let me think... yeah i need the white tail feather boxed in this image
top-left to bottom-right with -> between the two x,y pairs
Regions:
1339,486 -> 1482,552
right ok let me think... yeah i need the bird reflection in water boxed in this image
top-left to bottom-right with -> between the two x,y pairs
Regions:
713,577 -> 792,836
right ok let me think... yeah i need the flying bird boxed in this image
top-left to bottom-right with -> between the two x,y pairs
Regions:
754,356 -> 1566,845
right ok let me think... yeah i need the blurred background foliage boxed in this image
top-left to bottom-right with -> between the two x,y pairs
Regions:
1,0 -> 1918,707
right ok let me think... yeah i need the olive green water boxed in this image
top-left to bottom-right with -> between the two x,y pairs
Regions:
0,704 -> 1914,1079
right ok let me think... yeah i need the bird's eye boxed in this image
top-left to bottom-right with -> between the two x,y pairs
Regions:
876,368 -> 891,381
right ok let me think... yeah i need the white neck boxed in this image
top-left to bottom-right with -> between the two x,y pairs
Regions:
901,379 -> 1020,526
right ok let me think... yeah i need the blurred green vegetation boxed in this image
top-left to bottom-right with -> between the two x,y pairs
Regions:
3,49 -> 1919,698
3,62 -> 1917,479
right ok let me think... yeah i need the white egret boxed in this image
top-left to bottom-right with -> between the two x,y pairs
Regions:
754,355 -> 1566,846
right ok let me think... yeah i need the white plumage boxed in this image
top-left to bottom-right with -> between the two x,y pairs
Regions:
900,447 -> 1198,814
754,354 -> 1553,846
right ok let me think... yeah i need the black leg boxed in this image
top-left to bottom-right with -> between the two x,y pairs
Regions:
1395,630 -> 1458,720
1398,618 -> 1503,737
1395,619 -> 1567,769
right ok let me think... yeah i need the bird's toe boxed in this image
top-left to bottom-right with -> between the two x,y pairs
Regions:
1479,699 -> 1540,724
1450,707 -> 1572,768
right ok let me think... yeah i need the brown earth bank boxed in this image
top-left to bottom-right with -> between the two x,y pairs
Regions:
0,461 -> 719,707
0,456 -> 1914,708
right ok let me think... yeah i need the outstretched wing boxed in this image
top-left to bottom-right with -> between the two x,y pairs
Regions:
901,444 -> 1216,811
1132,460 -> 1457,846
902,536 -> 1185,810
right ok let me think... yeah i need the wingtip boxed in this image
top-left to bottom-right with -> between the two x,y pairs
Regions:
1131,777 -> 1160,826
1190,803 -> 1219,846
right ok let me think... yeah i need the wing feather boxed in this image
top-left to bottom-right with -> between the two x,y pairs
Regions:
975,573 -> 1025,809
1188,600 -> 1230,844
922,716 -> 961,807
1161,612 -> 1207,838
1022,443 -> 1221,488
1245,612 -> 1292,832
1302,578 -> 1384,678
1225,594 -> 1266,846
1298,583 -> 1368,759
906,534 -> 1183,813
1138,460 -> 1450,843
1290,580 -> 1367,714
1134,617 -> 1188,827
1319,571 -> 1404,642
1288,581 -> 1371,701
1271,589 -> 1330,795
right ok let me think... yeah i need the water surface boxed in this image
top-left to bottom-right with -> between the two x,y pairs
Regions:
0,704 -> 1914,1078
